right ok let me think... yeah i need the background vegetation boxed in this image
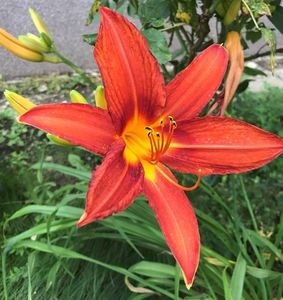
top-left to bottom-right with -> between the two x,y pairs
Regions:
1,0 -> 283,299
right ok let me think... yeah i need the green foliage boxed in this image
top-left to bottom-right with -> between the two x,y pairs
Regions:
142,28 -> 172,64
1,85 -> 282,299
1,1 -> 283,297
83,0 -> 283,81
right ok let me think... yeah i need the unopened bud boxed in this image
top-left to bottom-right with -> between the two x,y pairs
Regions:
95,85 -> 107,109
70,90 -> 88,104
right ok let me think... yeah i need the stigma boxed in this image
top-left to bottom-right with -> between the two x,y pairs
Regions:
145,116 -> 177,164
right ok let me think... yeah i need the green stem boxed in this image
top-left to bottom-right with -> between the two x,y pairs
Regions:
52,48 -> 96,89
241,0 -> 260,30
160,23 -> 184,32
239,176 -> 259,232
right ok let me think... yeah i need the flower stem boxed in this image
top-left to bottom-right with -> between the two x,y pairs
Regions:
52,48 -> 97,89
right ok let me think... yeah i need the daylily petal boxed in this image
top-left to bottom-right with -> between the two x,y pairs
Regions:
95,7 -> 166,134
143,163 -> 200,288
19,103 -> 115,155
164,45 -> 228,120
77,140 -> 144,227
162,116 -> 283,175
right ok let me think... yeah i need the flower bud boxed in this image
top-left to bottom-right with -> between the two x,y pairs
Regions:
4,90 -> 73,146
46,134 -> 72,146
18,34 -> 49,53
70,90 -> 88,104
0,28 -> 44,62
95,85 -> 107,109
4,90 -> 36,115
29,8 -> 51,39
224,0 -> 241,25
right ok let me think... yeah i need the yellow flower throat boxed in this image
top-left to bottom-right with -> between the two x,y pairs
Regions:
122,116 -> 177,165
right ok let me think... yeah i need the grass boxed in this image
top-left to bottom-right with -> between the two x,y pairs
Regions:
0,76 -> 282,299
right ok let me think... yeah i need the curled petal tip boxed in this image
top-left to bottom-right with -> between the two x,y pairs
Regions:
181,269 -> 194,290
76,212 -> 88,228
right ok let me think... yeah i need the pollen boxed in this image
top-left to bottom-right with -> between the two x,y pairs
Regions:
145,116 -> 177,164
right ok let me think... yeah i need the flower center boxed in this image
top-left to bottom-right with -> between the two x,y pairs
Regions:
122,116 -> 177,164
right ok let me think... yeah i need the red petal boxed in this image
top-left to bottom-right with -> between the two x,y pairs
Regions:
162,116 -> 283,175
77,140 -> 144,227
95,7 -> 166,134
143,163 -> 200,288
19,103 -> 115,155
164,45 -> 228,120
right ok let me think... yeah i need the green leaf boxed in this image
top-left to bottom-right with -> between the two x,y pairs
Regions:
260,27 -> 276,73
230,254 -> 246,300
83,33 -> 98,46
150,18 -> 165,28
5,220 -> 76,250
142,28 -> 172,64
68,153 -> 87,170
138,0 -> 171,24
86,0 -> 101,25
244,66 -> 267,76
31,162 -> 91,180
129,261 -> 179,279
12,240 -> 176,299
222,268 -> 233,300
246,30 -> 261,43
246,266 -> 282,279
8,205 -> 83,220
247,0 -> 271,16
246,229 -> 283,261
236,79 -> 252,94
46,261 -> 61,290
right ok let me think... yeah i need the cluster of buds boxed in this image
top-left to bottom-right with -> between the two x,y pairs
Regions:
4,86 -> 106,146
0,8 -> 58,63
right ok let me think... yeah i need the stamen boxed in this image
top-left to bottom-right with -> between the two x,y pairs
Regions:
155,132 -> 161,162
158,166 -> 202,191
148,132 -> 156,161
160,119 -> 165,150
156,132 -> 161,151
162,116 -> 176,154
145,116 -> 177,164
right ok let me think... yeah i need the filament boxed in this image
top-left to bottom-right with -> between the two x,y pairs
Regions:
157,166 -> 202,191
145,116 -> 177,164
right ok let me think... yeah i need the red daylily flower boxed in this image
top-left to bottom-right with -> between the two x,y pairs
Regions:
19,7 -> 283,288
